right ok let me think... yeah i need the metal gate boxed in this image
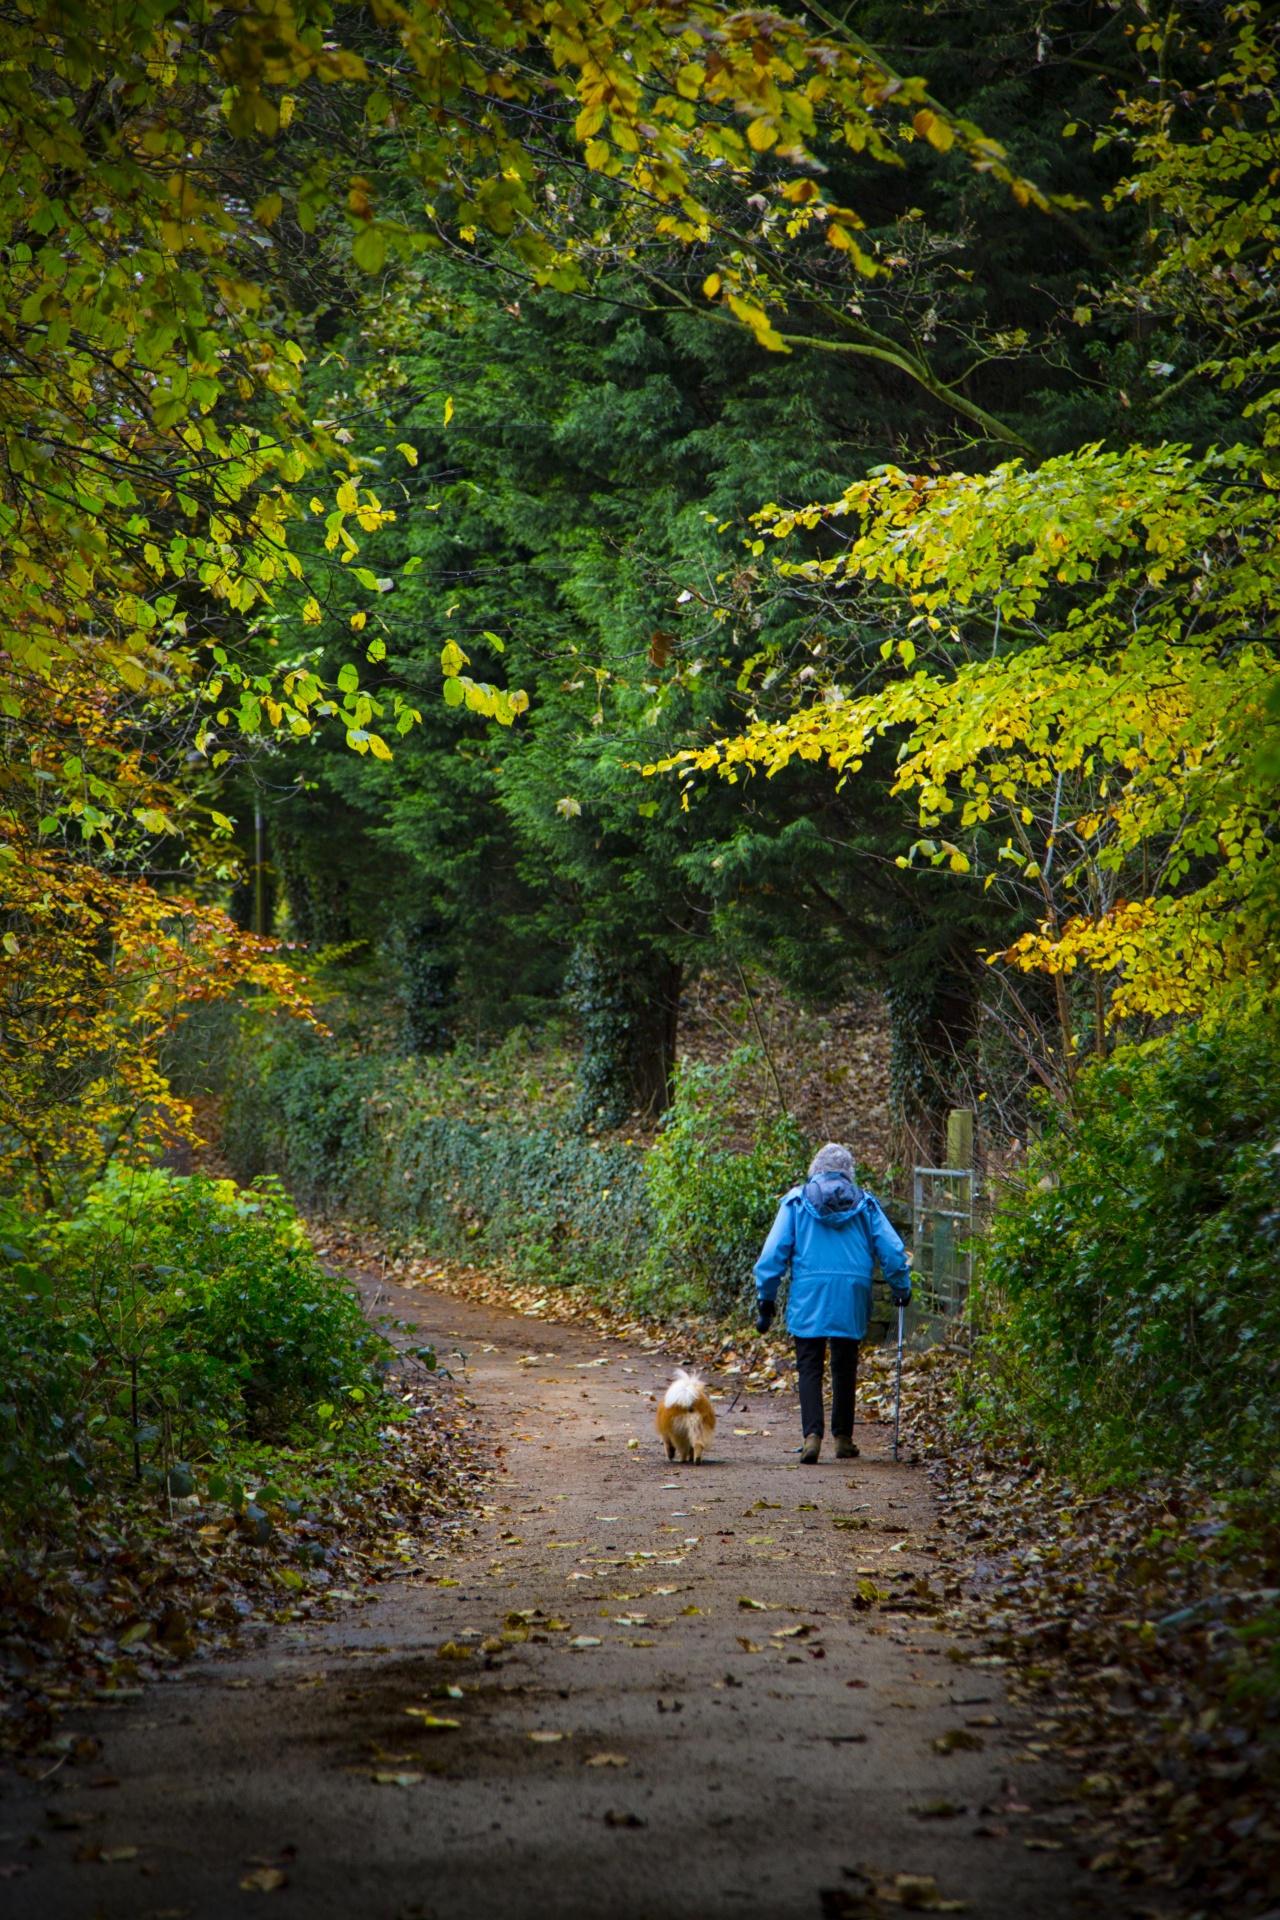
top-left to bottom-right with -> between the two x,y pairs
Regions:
911,1166 -> 976,1319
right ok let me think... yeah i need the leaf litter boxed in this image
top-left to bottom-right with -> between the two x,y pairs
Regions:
0,1379 -> 488,1759
880,1328 -> 1280,1914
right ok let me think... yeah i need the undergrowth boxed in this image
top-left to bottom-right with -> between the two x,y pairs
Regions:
222,1014 -> 817,1320
0,1166 -> 393,1528
642,1054 -> 809,1316
971,1004 -> 1280,1486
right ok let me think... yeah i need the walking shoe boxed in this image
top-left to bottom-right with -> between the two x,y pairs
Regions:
800,1434 -> 821,1464
834,1435 -> 860,1460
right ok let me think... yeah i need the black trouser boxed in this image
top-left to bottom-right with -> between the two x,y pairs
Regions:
794,1336 -> 858,1438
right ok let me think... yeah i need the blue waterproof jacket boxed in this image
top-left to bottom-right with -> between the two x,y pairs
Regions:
754,1172 -> 910,1340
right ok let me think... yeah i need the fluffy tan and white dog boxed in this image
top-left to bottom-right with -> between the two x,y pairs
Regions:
655,1369 -> 716,1464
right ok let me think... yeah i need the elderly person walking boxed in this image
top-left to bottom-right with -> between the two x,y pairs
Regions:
753,1143 -> 911,1464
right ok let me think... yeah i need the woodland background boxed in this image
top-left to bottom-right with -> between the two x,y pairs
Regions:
3,5 -> 1280,1876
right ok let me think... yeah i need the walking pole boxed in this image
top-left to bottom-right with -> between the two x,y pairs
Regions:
892,1303 -> 905,1463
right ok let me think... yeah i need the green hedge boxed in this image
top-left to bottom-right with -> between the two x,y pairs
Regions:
225,1023 -> 654,1296
972,1005 -> 1280,1481
223,1024 -> 815,1319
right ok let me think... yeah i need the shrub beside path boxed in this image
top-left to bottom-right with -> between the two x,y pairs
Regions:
3,1258 -> 1120,1920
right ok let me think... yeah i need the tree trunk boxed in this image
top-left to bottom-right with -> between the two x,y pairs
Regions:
629,958 -> 683,1120
568,947 -> 682,1130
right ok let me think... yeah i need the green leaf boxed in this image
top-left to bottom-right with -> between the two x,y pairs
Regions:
352,225 -> 387,275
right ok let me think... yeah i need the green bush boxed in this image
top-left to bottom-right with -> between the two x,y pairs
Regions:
643,1053 -> 810,1317
973,1007 -> 1280,1480
0,1168 -> 389,1518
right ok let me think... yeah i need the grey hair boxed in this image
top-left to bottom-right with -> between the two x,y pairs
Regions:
808,1141 -> 855,1179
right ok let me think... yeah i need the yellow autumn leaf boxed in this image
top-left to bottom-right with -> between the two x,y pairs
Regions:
913,109 -> 955,152
726,293 -> 790,354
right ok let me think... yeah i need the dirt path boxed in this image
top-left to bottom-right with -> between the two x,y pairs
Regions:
4,1275 -> 1120,1920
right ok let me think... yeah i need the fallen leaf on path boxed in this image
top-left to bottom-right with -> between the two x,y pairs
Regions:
569,1636 -> 601,1648
933,1729 -> 984,1753
435,1642 -> 471,1661
736,1638 -> 763,1653
895,1874 -> 969,1912
584,1752 -> 628,1767
372,1772 -> 423,1788
1023,1839 -> 1064,1851
403,1712 -> 460,1729
240,1865 -> 290,1888
771,1623 -> 813,1640
527,1731 -> 563,1743
738,1597 -> 768,1611
603,1809 -> 645,1827
101,1845 -> 140,1862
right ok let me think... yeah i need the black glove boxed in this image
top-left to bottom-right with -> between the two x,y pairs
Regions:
889,1283 -> 912,1310
755,1298 -> 776,1335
